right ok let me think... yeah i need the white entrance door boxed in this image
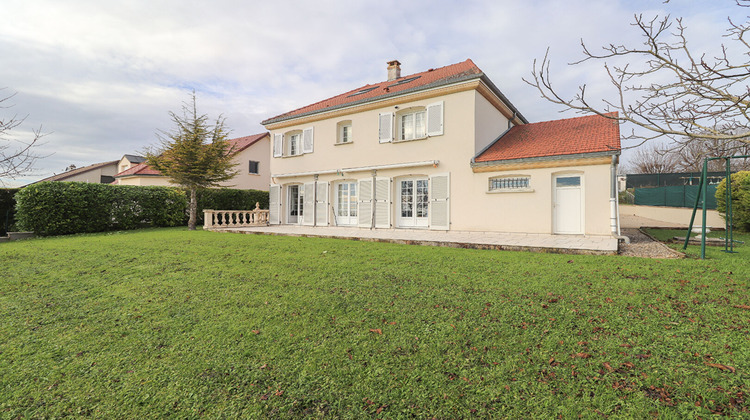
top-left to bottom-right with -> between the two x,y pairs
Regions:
335,182 -> 358,226
287,185 -> 304,224
554,175 -> 584,234
397,178 -> 429,228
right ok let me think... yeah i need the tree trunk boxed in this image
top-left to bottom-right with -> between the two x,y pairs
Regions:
188,187 -> 197,230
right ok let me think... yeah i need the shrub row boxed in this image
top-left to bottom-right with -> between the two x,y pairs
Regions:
715,171 -> 750,232
12,183 -> 270,236
0,188 -> 20,236
15,183 -> 187,236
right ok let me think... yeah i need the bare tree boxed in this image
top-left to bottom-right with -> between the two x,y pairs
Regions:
1,90 -> 45,184
526,1 -> 750,149
626,143 -> 678,173
672,138 -> 750,171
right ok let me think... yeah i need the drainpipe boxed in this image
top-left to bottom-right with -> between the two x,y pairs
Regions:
313,174 -> 318,227
371,170 -> 377,229
611,155 -> 630,243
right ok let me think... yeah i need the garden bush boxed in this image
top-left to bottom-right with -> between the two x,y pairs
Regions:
15,182 -> 187,236
715,170 -> 750,231
0,188 -> 20,236
195,188 -> 268,223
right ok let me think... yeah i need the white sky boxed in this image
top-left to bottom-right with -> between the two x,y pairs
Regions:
0,0 -> 743,186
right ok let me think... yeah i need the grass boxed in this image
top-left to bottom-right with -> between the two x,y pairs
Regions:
1,228 -> 749,418
644,228 -> 750,260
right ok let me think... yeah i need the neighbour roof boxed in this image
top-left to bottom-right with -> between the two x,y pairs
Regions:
123,154 -> 146,164
115,162 -> 163,177
34,160 -> 119,183
474,113 -> 621,163
226,132 -> 269,153
262,59 -> 527,125
115,133 -> 268,178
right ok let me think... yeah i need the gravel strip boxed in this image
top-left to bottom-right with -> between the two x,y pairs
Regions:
618,228 -> 684,259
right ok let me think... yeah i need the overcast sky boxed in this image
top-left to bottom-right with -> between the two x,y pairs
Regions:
1,0 -> 743,186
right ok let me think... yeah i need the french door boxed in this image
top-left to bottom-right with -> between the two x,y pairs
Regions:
397,177 -> 428,228
336,182 -> 358,226
287,185 -> 304,224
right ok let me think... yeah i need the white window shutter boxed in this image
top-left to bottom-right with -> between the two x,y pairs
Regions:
303,182 -> 315,225
374,177 -> 391,228
269,185 -> 281,224
358,178 -> 373,228
378,113 -> 393,143
302,127 -> 314,153
429,173 -> 450,230
273,133 -> 283,157
315,181 -> 328,226
427,101 -> 444,136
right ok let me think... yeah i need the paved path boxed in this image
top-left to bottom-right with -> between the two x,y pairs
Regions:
210,225 -> 619,255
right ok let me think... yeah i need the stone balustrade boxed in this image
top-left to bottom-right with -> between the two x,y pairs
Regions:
204,202 -> 269,229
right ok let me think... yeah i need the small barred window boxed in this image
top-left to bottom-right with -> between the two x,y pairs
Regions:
489,176 -> 530,191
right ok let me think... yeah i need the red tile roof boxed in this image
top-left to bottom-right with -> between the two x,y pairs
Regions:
226,132 -> 269,153
475,113 -> 621,163
115,133 -> 268,178
116,162 -> 163,177
262,59 -> 522,125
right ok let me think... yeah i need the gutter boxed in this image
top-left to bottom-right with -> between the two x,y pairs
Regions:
271,160 -> 439,179
471,150 -> 619,168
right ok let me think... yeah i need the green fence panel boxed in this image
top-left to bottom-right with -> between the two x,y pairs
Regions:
635,185 -> 717,209
634,187 -> 666,206
665,186 -> 686,207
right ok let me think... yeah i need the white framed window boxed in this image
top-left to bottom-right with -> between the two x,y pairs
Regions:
488,176 -> 532,193
337,120 -> 353,144
289,133 -> 301,156
399,109 -> 426,141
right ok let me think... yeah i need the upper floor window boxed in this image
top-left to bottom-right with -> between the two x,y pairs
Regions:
378,101 -> 443,143
337,120 -> 353,144
273,127 -> 314,158
248,160 -> 259,174
399,109 -> 426,141
288,132 -> 302,156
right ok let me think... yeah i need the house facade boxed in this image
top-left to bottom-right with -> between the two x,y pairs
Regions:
115,133 -> 271,190
262,60 -> 620,236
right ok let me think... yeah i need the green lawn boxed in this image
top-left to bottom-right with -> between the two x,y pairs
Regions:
1,228 -> 749,418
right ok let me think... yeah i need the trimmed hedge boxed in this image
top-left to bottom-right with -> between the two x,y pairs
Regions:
15,182 -> 187,236
1,188 -> 20,236
195,188 -> 269,223
715,171 -> 750,232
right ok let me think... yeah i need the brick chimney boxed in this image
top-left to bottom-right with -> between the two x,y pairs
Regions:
387,60 -> 401,81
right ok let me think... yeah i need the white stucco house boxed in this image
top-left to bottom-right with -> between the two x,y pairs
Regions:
261,60 -> 621,236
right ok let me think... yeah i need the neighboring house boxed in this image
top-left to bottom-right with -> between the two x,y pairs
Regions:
118,154 -> 147,174
31,160 -> 119,185
261,59 -> 621,236
114,133 -> 270,190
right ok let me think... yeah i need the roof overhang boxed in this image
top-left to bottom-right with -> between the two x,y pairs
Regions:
471,151 -> 619,173
263,75 -> 527,130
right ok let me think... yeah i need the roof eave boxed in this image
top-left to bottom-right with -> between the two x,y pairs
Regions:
471,150 -> 621,168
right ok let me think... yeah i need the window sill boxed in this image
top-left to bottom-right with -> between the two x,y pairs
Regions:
393,135 -> 429,143
278,153 -> 304,158
487,189 -> 535,194
334,141 -> 354,146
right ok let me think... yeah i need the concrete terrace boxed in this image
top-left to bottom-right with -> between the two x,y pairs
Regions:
208,225 -> 620,255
